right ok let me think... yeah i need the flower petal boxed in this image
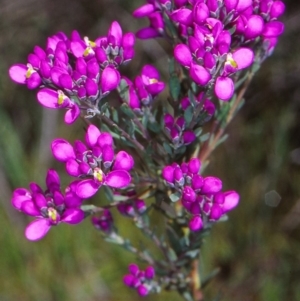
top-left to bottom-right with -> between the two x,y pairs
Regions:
64,104 -> 80,124
190,63 -> 211,86
174,44 -> 192,67
21,200 -> 40,216
215,76 -> 234,101
9,64 -> 27,84
105,170 -> 131,188
223,190 -> 239,212
61,208 -> 84,224
37,88 -> 60,108
232,48 -> 254,70
25,219 -> 51,241
112,151 -> 134,171
11,188 -> 32,210
51,139 -> 75,162
76,179 -> 100,198
201,176 -> 222,194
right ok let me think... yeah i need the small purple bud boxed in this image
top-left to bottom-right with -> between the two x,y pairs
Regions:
201,177 -> 222,194
135,199 -> 147,214
182,186 -> 196,202
101,67 -> 120,95
129,263 -> 139,276
209,204 -> 223,221
137,284 -> 149,296
174,167 -> 184,186
174,44 -> 192,67
188,158 -> 201,174
162,165 -> 175,183
190,63 -> 211,86
270,1 -> 285,18
123,274 -> 135,287
213,192 -> 225,204
190,202 -> 201,215
183,131 -> 196,144
223,190 -> 239,212
133,3 -> 155,18
215,76 -> 234,101
145,266 -> 155,279
189,215 -> 203,231
191,174 -> 204,191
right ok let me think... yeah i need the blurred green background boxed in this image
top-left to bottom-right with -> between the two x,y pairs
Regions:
1,0 -> 300,300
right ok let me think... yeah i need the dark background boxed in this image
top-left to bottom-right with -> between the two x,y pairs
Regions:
0,0 -> 299,300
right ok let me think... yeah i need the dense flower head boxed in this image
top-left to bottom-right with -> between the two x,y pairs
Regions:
133,0 -> 284,101
51,124 -> 134,199
162,158 -> 239,231
164,113 -> 196,147
123,263 -> 157,296
133,0 -> 285,43
120,64 -> 165,112
9,21 -> 135,123
11,169 -> 84,241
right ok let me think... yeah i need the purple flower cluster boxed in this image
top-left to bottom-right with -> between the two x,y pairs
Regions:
164,113 -> 196,146
92,209 -> 114,233
123,263 -> 156,296
181,93 -> 216,117
121,65 -> 165,112
11,169 -> 84,241
133,0 -> 285,101
9,21 -> 135,123
51,124 -> 134,199
162,158 -> 239,231
117,197 -> 147,217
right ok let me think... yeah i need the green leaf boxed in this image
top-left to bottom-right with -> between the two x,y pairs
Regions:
169,75 -> 181,101
184,105 -> 194,125
148,120 -> 161,133
199,133 -> 210,142
111,108 -> 119,123
166,227 -> 183,254
117,78 -> 130,101
169,192 -> 181,202
113,194 -> 130,202
120,103 -> 135,119
103,186 -> 114,202
163,141 -> 173,156
194,127 -> 203,137
185,249 -> 200,259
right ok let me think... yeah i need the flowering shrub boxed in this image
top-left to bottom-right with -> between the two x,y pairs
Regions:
8,0 -> 285,300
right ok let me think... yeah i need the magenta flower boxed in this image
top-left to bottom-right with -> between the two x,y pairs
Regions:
215,47 -> 254,101
123,263 -> 157,296
9,21 -> 135,123
92,209 -> 114,233
120,65 -> 165,109
51,124 -> 134,199
164,113 -> 196,147
11,169 -> 84,241
162,158 -> 239,230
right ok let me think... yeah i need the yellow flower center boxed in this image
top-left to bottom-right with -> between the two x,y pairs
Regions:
226,54 -> 238,68
149,78 -> 158,84
48,207 -> 58,222
93,168 -> 104,183
57,90 -> 66,105
25,64 -> 35,79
